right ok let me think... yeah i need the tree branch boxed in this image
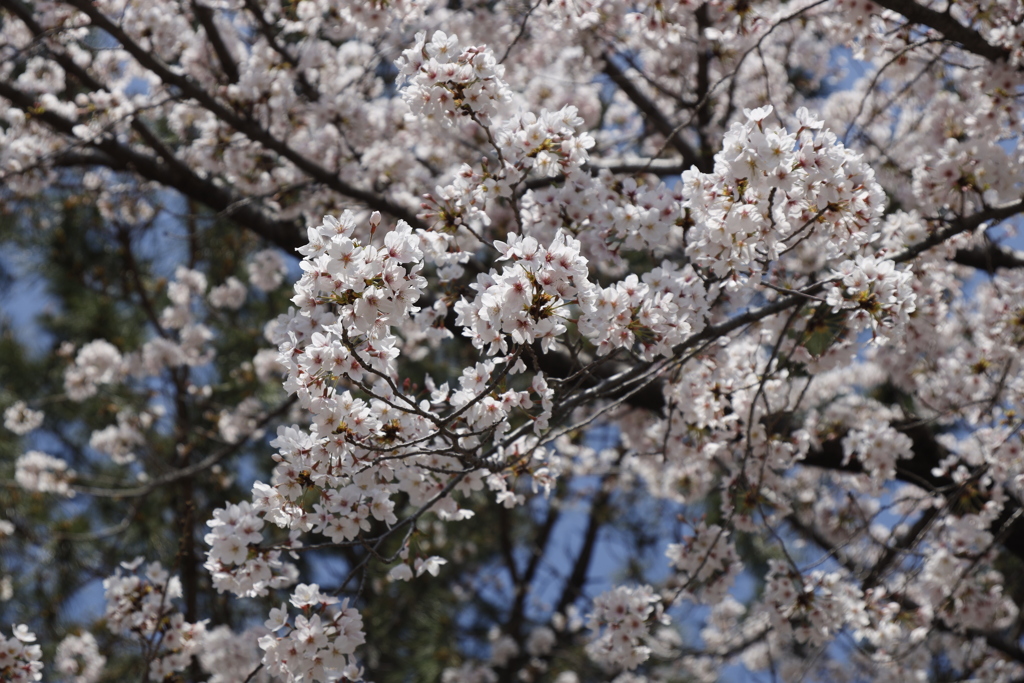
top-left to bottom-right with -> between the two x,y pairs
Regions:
869,0 -> 1014,64
894,197 -> 1024,265
801,422 -> 1024,566
953,242 -> 1024,272
522,157 -> 689,191
506,499 -> 561,641
191,1 -> 240,84
72,396 -> 297,498
63,0 -> 428,230
601,52 -> 707,171
554,486 -> 609,616
0,78 -> 305,251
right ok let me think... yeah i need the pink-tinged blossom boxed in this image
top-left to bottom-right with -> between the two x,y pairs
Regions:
586,585 -> 665,671
258,591 -> 365,683
397,31 -> 511,128
5,4 -> 1024,682
0,625 -> 43,683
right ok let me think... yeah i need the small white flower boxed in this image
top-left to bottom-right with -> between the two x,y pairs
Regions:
388,564 -> 414,582
265,604 -> 289,632
414,556 -> 447,577
13,624 -> 37,642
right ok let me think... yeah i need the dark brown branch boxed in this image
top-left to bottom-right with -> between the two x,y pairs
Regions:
506,500 -> 561,641
554,487 -> 609,616
894,197 -> 1024,264
801,422 -> 1024,566
620,51 -> 693,109
869,0 -> 1014,65
0,79 -> 304,250
116,224 -> 169,338
975,630 -> 1024,668
693,2 -> 715,167
862,505 -> 938,590
50,150 -> 121,168
953,242 -> 1024,272
601,53 -> 707,171
63,0 -> 427,230
522,157 -> 689,191
192,1 -> 240,84
498,505 -> 521,586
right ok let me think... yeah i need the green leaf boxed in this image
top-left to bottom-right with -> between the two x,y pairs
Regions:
801,305 -> 848,357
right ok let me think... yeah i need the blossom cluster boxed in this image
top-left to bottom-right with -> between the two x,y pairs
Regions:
199,626 -> 268,683
517,167 -> 684,263
421,105 -> 595,236
249,248 -> 290,293
102,558 -> 207,681
454,231 -> 589,354
585,585 -> 665,671
826,255 -> 916,338
397,31 -> 512,128
579,273 -> 693,360
204,500 -> 298,598
763,561 -> 865,648
89,411 -> 147,464
259,584 -> 366,683
681,106 -> 885,286
15,450 -> 74,496
54,632 -> 106,683
841,418 -> 915,486
61,263 -> 241,406
3,5 -> 1024,683
201,208 -> 604,679
494,107 -> 596,182
665,523 -> 742,604
0,625 -> 43,683
64,339 -> 123,401
454,229 -> 709,362
3,401 -> 43,435
607,176 -> 686,252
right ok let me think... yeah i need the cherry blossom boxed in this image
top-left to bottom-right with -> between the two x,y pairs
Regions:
54,633 -> 105,683
2,401 -> 43,435
0,625 -> 43,683
1,0 -> 1023,682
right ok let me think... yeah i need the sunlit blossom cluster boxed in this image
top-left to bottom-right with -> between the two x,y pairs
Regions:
397,30 -> 512,128
205,499 -> 299,597
682,106 -> 885,288
258,584 -> 366,683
